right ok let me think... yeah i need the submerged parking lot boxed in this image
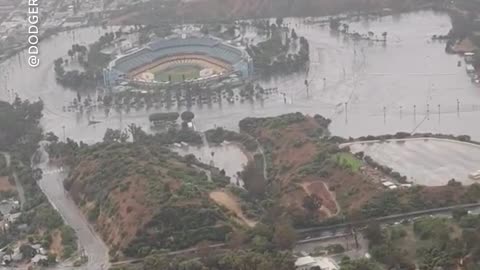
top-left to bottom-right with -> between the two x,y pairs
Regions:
347,138 -> 480,186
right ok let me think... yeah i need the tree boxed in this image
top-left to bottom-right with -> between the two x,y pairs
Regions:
228,230 -> 248,249
340,258 -> 382,270
273,222 -> 297,250
241,161 -> 266,197
364,221 -> 384,246
103,129 -> 129,143
303,194 -> 322,211
196,240 -> 212,262
144,254 -> 170,269
452,207 -> 468,221
291,29 -> 297,39
20,244 -> 36,259
200,25 -> 209,35
329,18 -> 341,31
45,132 -> 59,143
149,112 -> 179,122
128,124 -> 146,142
276,17 -> 283,27
181,111 -> 195,122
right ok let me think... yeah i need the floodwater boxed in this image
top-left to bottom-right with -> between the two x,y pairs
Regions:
0,10 -> 477,268
1,11 -> 480,143
172,141 -> 248,186
347,138 -> 480,186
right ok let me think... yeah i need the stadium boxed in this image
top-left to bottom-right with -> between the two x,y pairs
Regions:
104,35 -> 253,87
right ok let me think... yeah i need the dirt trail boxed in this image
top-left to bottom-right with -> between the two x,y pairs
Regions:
209,190 -> 256,228
301,181 -> 340,217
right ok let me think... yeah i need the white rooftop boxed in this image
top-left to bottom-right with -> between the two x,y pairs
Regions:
295,256 -> 316,267
295,256 -> 339,270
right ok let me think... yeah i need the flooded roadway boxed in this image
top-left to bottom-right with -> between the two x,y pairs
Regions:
35,144 -> 110,270
0,11 -> 479,143
172,141 -> 249,186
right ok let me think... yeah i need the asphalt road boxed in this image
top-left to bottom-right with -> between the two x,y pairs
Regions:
35,144 -> 110,270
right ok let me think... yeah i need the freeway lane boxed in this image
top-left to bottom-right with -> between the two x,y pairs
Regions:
296,202 -> 480,236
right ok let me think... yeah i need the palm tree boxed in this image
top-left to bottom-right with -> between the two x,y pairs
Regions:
382,32 -> 388,41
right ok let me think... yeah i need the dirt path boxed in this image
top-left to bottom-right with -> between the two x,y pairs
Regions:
322,182 -> 340,216
301,181 -> 340,217
209,190 -> 256,228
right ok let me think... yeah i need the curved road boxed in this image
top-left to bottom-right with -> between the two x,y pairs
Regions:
35,144 -> 110,270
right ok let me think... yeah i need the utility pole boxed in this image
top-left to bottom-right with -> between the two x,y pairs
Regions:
400,106 -> 403,119
62,126 -> 66,142
457,99 -> 460,117
427,103 -> 430,120
414,104 -> 416,122
383,106 -> 386,124
438,104 -> 441,123
345,102 -> 348,124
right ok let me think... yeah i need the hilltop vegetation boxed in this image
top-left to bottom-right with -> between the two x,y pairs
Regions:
362,210 -> 480,269
54,125 -> 295,264
238,113 -> 480,227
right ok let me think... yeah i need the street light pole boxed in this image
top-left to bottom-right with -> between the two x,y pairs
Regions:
345,102 -> 348,124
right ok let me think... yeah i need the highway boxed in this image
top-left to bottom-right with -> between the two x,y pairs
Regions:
296,202 -> 480,238
110,202 -> 480,268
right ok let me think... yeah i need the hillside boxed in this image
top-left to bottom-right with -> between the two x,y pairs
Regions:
238,113 -> 480,226
57,113 -> 480,265
62,139 -> 251,258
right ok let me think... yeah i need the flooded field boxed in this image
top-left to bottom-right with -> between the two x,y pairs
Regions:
171,141 -> 249,186
1,11 -> 480,143
347,138 -> 480,186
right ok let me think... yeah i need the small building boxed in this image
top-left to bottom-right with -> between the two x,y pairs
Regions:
295,256 -> 339,270
467,64 -> 476,74
465,52 -> 475,63
6,213 -> 21,223
382,181 -> 395,188
31,254 -> 47,265
295,256 -> 317,270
